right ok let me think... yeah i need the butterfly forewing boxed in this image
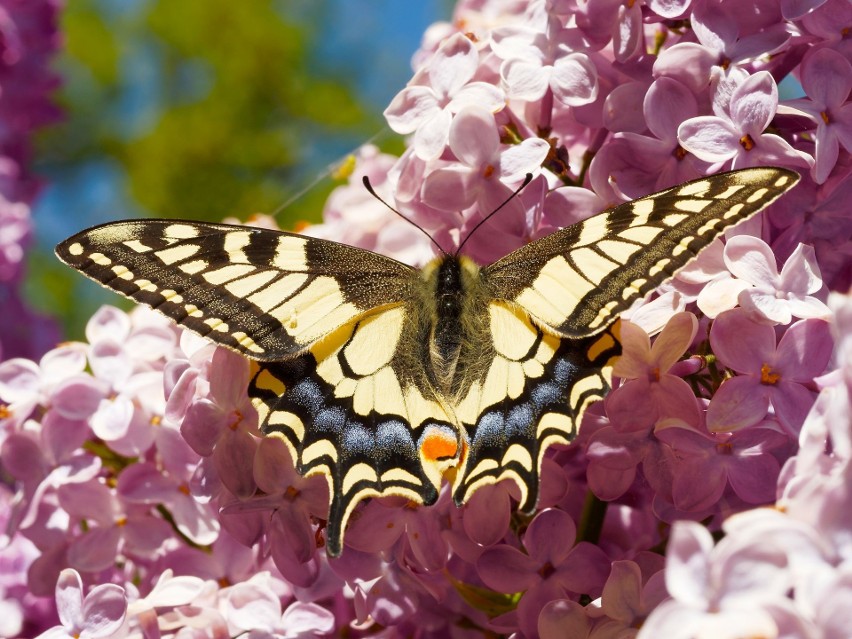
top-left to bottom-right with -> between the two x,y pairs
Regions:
55,220 -> 418,360
484,167 -> 800,338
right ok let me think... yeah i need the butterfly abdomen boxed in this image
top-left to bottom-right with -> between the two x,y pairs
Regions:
419,255 -> 495,400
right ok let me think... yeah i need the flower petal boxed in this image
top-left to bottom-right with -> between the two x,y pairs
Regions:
551,52 -> 599,105
710,309 -> 775,373
429,32 -> 477,97
384,86 -> 440,134
678,116 -> 740,162
501,58 -> 550,101
477,545 -> 540,593
79,583 -> 127,639
55,569 -> 84,630
706,375 -> 770,432
731,71 -> 777,135
523,508 -> 576,564
449,106 -> 500,169
652,312 -> 697,372
665,521 -> 713,606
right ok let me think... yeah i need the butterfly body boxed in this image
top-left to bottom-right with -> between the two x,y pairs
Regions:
55,167 -> 800,555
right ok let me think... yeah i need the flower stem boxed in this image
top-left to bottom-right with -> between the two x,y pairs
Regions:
577,490 -> 608,545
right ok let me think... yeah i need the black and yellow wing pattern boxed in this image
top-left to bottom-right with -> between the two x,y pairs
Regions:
452,166 -> 799,508
56,167 -> 799,555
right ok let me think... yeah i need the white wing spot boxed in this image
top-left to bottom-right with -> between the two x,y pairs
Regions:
672,236 -> 694,257
677,180 -> 711,196
155,244 -> 201,265
713,185 -> 745,199
224,231 -> 252,264
161,289 -> 184,304
232,331 -> 264,354
134,279 -> 158,293
123,240 -> 153,253
165,224 -> 199,239
697,219 -> 720,236
179,260 -> 208,275
112,265 -> 133,280
90,252 -> 112,266
202,263 -> 256,285
746,187 -> 769,203
648,258 -> 672,277
185,304 -> 203,318
273,236 -> 308,271
723,203 -> 746,219
673,199 -> 710,214
618,226 -> 664,243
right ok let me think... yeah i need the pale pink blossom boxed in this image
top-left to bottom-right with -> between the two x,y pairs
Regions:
384,33 -> 505,160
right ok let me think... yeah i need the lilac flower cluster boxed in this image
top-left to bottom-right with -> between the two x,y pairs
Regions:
2,0 -> 850,637
0,0 -> 62,361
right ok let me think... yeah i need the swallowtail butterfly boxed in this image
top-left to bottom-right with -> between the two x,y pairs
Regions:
56,166 -> 799,555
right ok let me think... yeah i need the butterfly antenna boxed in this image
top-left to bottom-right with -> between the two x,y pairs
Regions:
268,128 -> 391,220
362,176 -> 447,256
455,173 -> 534,256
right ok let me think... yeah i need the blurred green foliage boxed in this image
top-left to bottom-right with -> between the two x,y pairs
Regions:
33,0 -> 390,337
46,0 -> 379,223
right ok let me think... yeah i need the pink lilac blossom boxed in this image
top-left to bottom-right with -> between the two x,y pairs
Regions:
2,0 -> 851,637
0,0 -> 62,360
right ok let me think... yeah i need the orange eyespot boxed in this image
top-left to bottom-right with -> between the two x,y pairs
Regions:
420,430 -> 459,462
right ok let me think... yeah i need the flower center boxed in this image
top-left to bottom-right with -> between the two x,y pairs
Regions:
0,404 -> 9,419
715,441 -> 734,455
739,134 -> 755,151
821,110 -> 830,125
760,363 -> 781,385
672,145 -> 687,160
483,164 -> 495,179
538,561 -> 555,579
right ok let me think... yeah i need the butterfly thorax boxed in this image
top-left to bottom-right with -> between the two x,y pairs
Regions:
423,255 -> 492,397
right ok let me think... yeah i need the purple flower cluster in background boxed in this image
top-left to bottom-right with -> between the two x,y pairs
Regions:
1,0 -> 851,637
0,0 -> 62,361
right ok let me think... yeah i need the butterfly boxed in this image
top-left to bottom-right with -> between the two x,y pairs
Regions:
55,166 -> 799,555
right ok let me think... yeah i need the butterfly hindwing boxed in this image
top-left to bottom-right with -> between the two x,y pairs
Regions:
250,305 -> 456,556
484,167 -> 800,337
451,304 -> 620,508
55,219 -> 417,360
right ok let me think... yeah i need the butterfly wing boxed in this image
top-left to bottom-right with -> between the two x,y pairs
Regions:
250,304 -> 459,556
55,219 -> 417,360
451,301 -> 619,509
452,167 -> 800,507
57,219 -> 458,556
483,167 -> 800,338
